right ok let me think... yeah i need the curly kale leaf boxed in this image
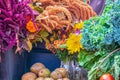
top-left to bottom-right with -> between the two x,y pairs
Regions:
81,14 -> 112,51
105,2 -> 120,45
102,0 -> 113,15
81,1 -> 120,51
80,1 -> 120,80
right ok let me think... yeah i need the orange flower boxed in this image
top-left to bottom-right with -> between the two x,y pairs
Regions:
26,20 -> 37,33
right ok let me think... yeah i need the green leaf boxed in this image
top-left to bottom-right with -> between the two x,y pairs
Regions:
34,6 -> 44,13
88,62 -> 101,80
58,44 -> 67,48
100,58 -> 110,72
114,55 -> 120,80
39,31 -> 49,38
33,31 -> 49,43
78,50 -> 97,70
37,38 -> 43,42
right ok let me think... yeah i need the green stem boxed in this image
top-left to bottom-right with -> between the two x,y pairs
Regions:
97,48 -> 120,69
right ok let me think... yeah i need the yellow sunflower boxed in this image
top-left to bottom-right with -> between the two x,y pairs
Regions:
66,33 -> 83,54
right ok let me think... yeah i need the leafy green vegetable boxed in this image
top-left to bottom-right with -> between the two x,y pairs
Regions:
102,0 -> 113,15
78,50 -> 99,70
87,49 -> 120,80
81,14 -> 112,51
79,0 -> 120,80
114,56 -> 120,80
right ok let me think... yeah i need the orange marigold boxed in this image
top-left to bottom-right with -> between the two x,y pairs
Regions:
26,20 -> 37,33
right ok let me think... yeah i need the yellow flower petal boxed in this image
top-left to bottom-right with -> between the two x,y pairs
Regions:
66,33 -> 83,54
74,21 -> 84,30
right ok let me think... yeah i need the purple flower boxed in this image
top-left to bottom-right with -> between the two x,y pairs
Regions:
0,0 -> 34,52
75,29 -> 82,35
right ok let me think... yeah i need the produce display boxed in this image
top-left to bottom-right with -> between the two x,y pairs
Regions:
0,0 -> 120,80
22,63 -> 69,80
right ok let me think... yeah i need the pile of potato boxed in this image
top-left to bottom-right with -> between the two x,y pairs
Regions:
22,63 -> 70,80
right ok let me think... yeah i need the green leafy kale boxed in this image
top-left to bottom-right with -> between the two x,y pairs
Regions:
81,14 -> 112,51
79,0 -> 120,80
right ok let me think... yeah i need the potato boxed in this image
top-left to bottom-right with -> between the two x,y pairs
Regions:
44,77 -> 54,80
30,63 -> 45,74
56,68 -> 67,77
63,78 -> 70,80
36,77 -> 44,80
38,68 -> 50,77
22,72 -> 37,80
50,70 -> 62,80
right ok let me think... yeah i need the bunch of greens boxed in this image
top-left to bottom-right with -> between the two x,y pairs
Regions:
81,15 -> 112,51
78,48 -> 120,80
0,0 -> 34,52
79,0 -> 120,80
105,4 -> 120,45
81,0 -> 115,51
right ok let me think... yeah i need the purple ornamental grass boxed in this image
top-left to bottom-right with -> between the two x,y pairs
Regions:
0,0 -> 34,52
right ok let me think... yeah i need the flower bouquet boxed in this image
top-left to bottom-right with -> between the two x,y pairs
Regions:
30,0 -> 96,79
30,0 -> 96,60
0,0 -> 36,60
